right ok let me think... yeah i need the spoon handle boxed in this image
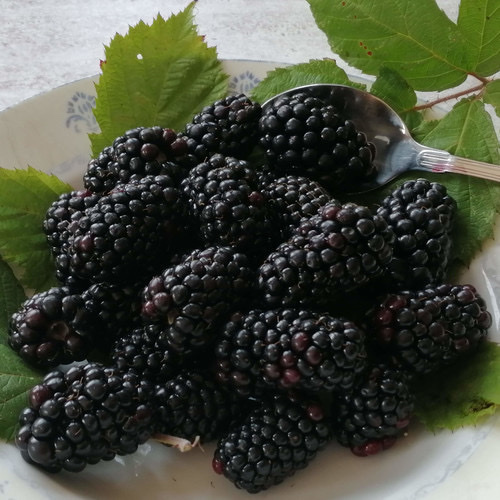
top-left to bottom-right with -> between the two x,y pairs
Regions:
417,149 -> 500,182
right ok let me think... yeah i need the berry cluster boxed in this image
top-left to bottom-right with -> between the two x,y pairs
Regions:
9,89 -> 492,494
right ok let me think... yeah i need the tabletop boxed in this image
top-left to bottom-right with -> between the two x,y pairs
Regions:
1,1 -> 498,499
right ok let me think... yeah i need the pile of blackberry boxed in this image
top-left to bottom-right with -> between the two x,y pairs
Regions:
9,87 -> 493,494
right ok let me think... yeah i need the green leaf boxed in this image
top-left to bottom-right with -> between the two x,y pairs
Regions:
307,0 -> 470,91
414,342 -> 500,431
90,4 -> 229,156
484,79 -> 500,117
0,258 -> 26,346
457,0 -> 500,76
0,167 -> 72,292
370,66 -> 423,129
250,59 -> 365,104
0,344 -> 42,441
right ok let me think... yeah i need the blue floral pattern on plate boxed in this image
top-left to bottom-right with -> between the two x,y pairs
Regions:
228,70 -> 261,95
66,91 -> 99,133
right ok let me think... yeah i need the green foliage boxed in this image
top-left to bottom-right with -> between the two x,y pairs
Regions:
251,59 -> 365,104
484,80 -> 500,117
307,0 -> 471,91
0,344 -> 42,441
414,342 -> 500,431
0,167 -> 72,292
90,3 -> 229,156
0,258 -> 26,346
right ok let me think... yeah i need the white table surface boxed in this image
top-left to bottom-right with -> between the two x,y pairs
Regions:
1,1 -> 498,499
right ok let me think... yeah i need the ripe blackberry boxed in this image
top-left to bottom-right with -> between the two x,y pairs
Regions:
333,364 -> 414,456
63,173 -> 189,285
153,370 -> 243,445
261,175 -> 331,236
15,363 -> 155,472
111,324 -> 195,382
180,153 -> 277,257
376,178 -> 457,289
212,392 -> 331,493
258,88 -> 375,191
214,309 -> 367,398
142,246 -> 255,353
83,126 -> 188,193
258,201 -> 394,307
8,287 -> 93,368
369,284 -> 492,374
180,94 -> 262,164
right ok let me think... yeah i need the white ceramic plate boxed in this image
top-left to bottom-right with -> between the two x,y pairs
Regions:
0,60 -> 499,500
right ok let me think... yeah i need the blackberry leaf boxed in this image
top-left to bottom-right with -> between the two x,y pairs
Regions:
483,80 -> 500,119
414,341 -> 500,431
0,344 -> 42,441
90,3 -> 229,156
307,0 -> 470,91
251,59 -> 365,104
0,167 -> 72,292
0,258 -> 26,346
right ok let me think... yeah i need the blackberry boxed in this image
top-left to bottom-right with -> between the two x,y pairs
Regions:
214,309 -> 367,398
8,287 -> 93,368
261,175 -> 331,236
83,126 -> 188,193
153,370 -> 243,445
142,246 -> 255,353
258,88 -> 375,191
180,153 -> 277,256
63,173 -> 189,285
376,178 -> 457,289
15,363 -> 155,472
180,94 -> 262,164
111,324 -> 195,382
212,392 -> 331,493
369,284 -> 492,374
333,364 -> 414,456
258,201 -> 394,307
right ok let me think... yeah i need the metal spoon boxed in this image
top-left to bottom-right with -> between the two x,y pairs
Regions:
262,84 -> 499,193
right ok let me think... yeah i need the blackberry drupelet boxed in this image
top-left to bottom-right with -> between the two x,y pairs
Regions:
142,246 -> 255,354
83,126 -> 188,193
261,175 -> 331,236
214,308 -> 367,398
212,391 -> 331,493
153,370 -> 243,445
258,201 -> 394,307
111,324 -> 194,382
333,364 -> 414,456
180,94 -> 262,164
376,178 -> 457,289
258,89 -> 375,191
63,173 -> 190,285
8,287 -> 93,368
15,363 -> 155,472
369,284 -> 492,374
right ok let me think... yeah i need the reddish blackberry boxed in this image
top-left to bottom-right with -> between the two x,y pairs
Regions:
333,364 -> 414,456
83,126 -> 188,193
111,324 -> 195,382
63,173 -> 190,285
180,154 -> 278,257
261,175 -> 331,236
153,370 -> 243,445
15,363 -> 155,472
369,284 -> 492,374
142,246 -> 255,353
214,309 -> 367,398
8,287 -> 93,368
258,201 -> 394,307
180,94 -> 262,164
376,178 -> 457,289
258,88 -> 375,191
212,392 -> 331,493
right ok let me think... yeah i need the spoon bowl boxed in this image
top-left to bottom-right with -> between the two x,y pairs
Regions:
262,84 -> 499,193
